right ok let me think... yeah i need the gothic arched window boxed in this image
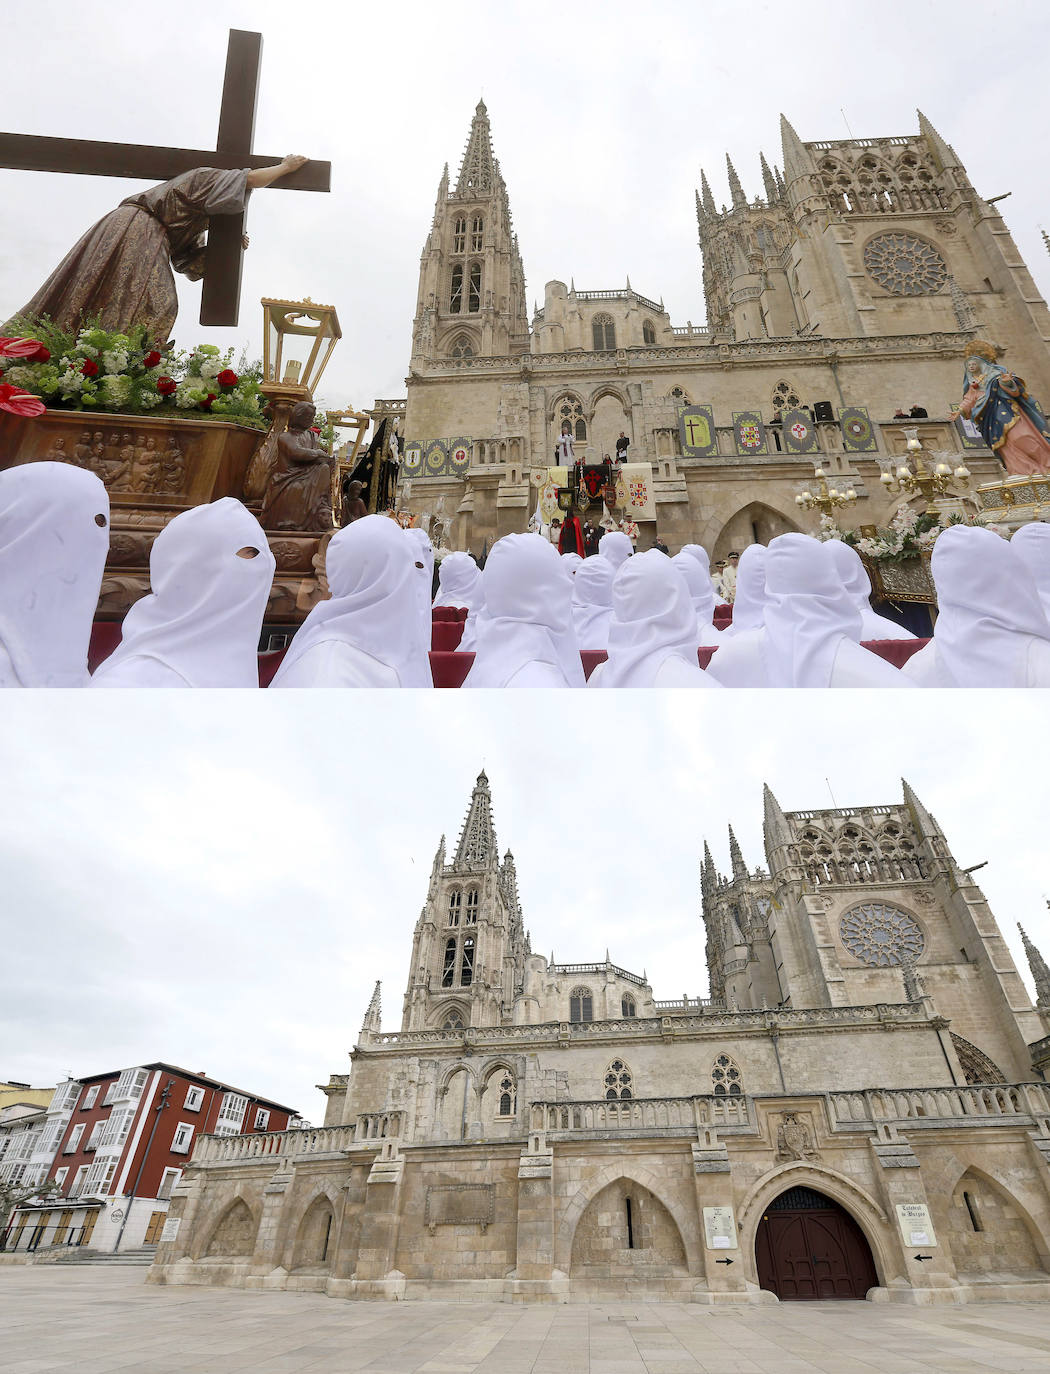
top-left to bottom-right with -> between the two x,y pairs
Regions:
443,1010 -> 464,1030
441,939 -> 456,987
604,1060 -> 633,1100
460,936 -> 475,986
569,987 -> 593,1023
621,994 -> 636,1018
712,1054 -> 743,1096
471,215 -> 484,251
449,335 -> 474,360
465,888 -> 479,924
592,314 -> 616,351
495,1071 -> 515,1117
449,264 -> 464,314
468,263 -> 482,313
453,217 -> 466,254
642,319 -> 657,345
447,890 -> 461,926
556,396 -> 586,442
771,380 -> 802,420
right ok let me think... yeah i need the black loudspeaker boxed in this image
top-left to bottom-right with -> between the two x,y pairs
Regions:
813,400 -> 835,424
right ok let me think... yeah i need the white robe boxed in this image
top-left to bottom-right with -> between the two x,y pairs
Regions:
1010,523 -> 1050,624
0,461 -> 110,687
705,534 -> 913,688
272,514 -> 432,688
598,530 -> 633,571
824,538 -> 917,640
432,551 -> 485,649
671,550 -> 723,647
463,534 -> 585,688
901,525 -> 1050,687
720,545 -> 766,638
589,549 -> 720,688
91,498 -> 274,688
571,556 -> 615,651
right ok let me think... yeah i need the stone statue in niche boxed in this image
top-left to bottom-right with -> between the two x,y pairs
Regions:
260,400 -> 333,531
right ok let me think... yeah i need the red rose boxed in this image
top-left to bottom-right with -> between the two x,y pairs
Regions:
0,382 -> 47,418
157,376 -> 177,396
143,350 -> 162,368
200,393 -> 217,410
81,358 -> 99,377
0,336 -> 50,362
216,368 -> 238,388
310,426 -> 321,435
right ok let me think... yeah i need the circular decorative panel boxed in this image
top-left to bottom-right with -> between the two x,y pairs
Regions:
840,902 -> 924,966
863,233 -> 947,296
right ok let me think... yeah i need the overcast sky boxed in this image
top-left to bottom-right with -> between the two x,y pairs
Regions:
2,693 -> 1047,1122
3,1 -> 1050,422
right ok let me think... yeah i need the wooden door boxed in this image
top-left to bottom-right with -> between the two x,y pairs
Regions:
144,1210 -> 167,1244
56,1210 -> 74,1245
79,1209 -> 98,1246
756,1187 -> 878,1300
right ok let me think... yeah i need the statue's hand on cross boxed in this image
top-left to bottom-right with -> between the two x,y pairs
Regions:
246,154 -> 309,189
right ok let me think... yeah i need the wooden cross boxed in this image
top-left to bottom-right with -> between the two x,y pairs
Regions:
0,29 -> 330,327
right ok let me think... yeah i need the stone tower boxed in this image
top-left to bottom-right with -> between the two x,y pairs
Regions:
410,101 -> 530,367
726,780 -> 1046,1083
400,771 -> 529,1032
698,112 -> 1050,378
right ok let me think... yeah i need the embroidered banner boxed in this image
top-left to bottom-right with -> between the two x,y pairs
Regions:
679,404 -> 718,457
839,407 -> 878,453
579,463 -> 610,500
540,466 -> 568,524
733,411 -> 768,456
781,407 -> 818,455
402,441 -> 424,474
416,438 -> 474,477
615,463 -> 656,520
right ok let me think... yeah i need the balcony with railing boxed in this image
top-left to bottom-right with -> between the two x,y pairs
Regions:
192,1123 -> 360,1165
531,1093 -> 753,1137
827,1082 -> 1050,1130
549,961 -> 647,987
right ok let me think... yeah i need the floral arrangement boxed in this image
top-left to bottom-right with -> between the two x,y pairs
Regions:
0,316 -> 269,430
816,506 -> 987,562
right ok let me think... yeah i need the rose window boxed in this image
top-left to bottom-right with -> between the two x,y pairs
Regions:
863,233 -> 947,296
840,902 -> 925,966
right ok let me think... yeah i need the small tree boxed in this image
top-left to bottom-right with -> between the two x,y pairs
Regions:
0,1177 -> 62,1235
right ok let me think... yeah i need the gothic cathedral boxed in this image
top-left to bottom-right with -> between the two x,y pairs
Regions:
394,104 -> 1050,555
151,773 -> 1050,1304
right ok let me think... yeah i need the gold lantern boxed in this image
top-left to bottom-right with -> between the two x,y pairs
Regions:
260,297 -> 342,401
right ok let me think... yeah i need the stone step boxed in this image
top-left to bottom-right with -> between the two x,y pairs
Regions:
46,1247 -> 156,1266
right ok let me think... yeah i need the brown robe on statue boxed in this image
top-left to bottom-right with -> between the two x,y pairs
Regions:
7,168 -> 251,341
261,426 -> 333,532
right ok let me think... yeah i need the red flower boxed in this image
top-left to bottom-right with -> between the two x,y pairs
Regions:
0,383 -> 47,418
200,393 -> 217,410
310,426 -> 321,434
216,368 -> 238,388
81,358 -> 99,377
157,376 -> 177,396
0,336 -> 50,362
143,350 -> 162,368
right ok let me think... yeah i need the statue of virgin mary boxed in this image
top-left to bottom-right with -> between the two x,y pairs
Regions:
959,340 -> 1050,476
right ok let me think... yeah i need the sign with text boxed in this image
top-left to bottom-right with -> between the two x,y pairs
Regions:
703,1206 -> 738,1250
895,1203 -> 937,1247
160,1216 -> 181,1243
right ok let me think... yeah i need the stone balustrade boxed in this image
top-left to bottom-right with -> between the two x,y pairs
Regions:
531,1093 -> 753,1136
192,1124 -> 358,1164
356,1111 -> 403,1141
827,1082 -> 1050,1130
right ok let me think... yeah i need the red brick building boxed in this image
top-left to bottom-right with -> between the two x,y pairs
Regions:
3,1064 -> 299,1254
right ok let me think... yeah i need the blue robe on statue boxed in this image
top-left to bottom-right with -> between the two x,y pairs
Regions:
963,360 -> 1050,461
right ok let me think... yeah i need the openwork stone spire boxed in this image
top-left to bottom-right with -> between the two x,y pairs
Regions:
361,980 -> 382,1035
454,770 -> 498,867
728,824 -> 748,881
726,153 -> 746,208
455,99 -> 500,195
1019,923 -> 1050,1008
760,151 -> 778,203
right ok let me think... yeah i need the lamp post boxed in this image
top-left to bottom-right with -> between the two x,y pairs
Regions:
795,465 -> 858,523
879,427 -> 972,514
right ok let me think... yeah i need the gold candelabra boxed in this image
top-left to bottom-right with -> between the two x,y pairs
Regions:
880,428 -> 971,512
795,466 -> 857,518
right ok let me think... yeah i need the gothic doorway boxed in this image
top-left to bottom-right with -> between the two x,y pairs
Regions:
755,1186 -> 878,1300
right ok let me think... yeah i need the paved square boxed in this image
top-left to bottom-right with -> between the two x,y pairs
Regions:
2,1268 -> 1050,1373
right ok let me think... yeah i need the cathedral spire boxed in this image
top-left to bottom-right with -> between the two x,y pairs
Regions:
728,824 -> 748,881
454,770 -> 498,867
726,153 -> 746,208
760,151 -> 778,204
1019,923 -> 1050,1008
917,110 -> 960,172
779,114 -> 815,181
901,778 -> 941,839
701,840 -> 717,902
361,980 -> 382,1036
700,169 -> 716,218
455,99 -> 501,195
762,782 -> 792,854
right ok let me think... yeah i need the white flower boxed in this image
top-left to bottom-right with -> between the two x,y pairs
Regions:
101,349 -> 129,375
77,342 -> 100,359
138,390 -> 162,410
59,370 -> 85,395
199,358 -> 222,380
